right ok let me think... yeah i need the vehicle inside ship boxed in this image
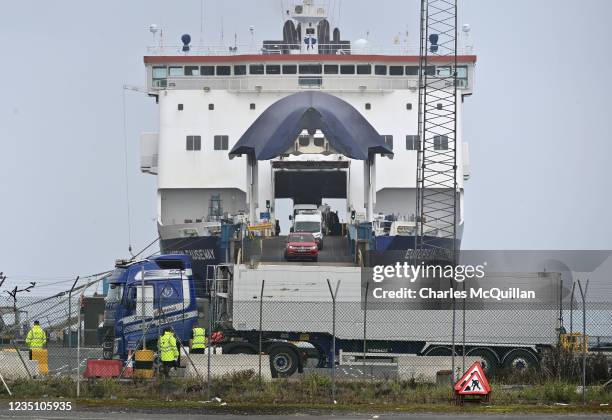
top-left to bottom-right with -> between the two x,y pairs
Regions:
255,140 -> 354,264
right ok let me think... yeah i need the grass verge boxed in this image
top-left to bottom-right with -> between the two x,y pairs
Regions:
1,372 -> 611,414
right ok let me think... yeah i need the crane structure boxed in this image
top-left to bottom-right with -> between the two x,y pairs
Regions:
415,0 -> 461,381
416,0 -> 459,259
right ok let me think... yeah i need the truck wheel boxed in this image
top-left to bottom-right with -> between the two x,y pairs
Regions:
269,345 -> 299,378
503,349 -> 538,371
466,347 -> 499,375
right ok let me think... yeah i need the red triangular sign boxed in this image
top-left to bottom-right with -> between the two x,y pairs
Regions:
454,361 -> 491,394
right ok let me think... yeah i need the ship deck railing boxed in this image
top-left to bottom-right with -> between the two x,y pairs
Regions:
156,74 -> 470,93
145,43 -> 474,57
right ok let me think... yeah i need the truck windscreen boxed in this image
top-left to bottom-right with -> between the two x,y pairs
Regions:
295,222 -> 320,233
106,284 -> 124,303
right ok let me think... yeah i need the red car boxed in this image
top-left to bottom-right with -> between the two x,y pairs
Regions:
285,233 -> 319,262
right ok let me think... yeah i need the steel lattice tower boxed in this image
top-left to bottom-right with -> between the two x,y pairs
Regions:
416,0 -> 458,258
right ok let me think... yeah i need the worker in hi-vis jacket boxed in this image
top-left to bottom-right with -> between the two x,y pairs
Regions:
158,328 -> 179,377
25,320 -> 47,359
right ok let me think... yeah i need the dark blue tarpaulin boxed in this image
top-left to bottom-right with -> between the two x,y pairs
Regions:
229,91 -> 392,161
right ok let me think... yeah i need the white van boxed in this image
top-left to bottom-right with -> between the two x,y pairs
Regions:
292,211 -> 324,250
293,204 -> 318,218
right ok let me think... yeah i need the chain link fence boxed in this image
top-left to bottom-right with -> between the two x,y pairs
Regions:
0,269 -> 611,404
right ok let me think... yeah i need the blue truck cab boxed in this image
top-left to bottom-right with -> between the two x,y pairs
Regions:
101,255 -> 199,360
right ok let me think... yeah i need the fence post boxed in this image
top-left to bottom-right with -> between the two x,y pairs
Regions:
0,371 -> 11,396
207,292 -> 212,401
76,282 -> 92,397
258,280 -> 265,384
67,276 -> 79,374
570,281 -> 576,334
207,266 -> 215,401
326,279 -> 340,403
577,279 -> 589,405
462,279 -> 466,375
140,265 -> 146,350
451,293 -> 456,383
68,277 -> 79,348
12,342 -> 32,379
363,281 -> 368,375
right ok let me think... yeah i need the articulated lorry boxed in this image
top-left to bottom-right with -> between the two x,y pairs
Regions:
102,254 -> 564,377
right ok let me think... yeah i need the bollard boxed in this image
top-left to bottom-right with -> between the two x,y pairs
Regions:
133,349 -> 155,379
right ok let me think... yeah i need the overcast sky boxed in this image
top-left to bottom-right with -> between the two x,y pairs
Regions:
1,0 -> 611,294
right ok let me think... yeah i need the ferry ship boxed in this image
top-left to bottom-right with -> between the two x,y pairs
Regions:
138,0 -> 476,284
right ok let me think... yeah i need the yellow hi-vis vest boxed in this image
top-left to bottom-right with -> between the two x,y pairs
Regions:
158,332 -> 179,362
26,325 -> 47,349
191,327 -> 207,349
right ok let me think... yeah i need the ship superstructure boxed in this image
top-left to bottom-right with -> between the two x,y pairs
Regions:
139,0 -> 476,276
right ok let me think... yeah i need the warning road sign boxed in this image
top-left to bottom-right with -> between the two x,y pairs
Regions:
454,361 -> 491,395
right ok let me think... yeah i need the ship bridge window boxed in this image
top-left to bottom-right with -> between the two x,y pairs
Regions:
217,66 -> 231,76
340,65 -> 355,75
434,135 -> 449,150
152,66 -> 167,78
456,65 -> 468,88
375,65 -> 387,75
406,66 -> 435,76
214,135 -> 229,151
282,65 -> 297,74
405,66 -> 419,76
436,66 -> 452,77
299,76 -> 322,87
324,65 -> 339,74
381,135 -> 394,150
249,64 -> 265,75
456,66 -> 468,78
389,66 -> 404,76
185,66 -> 200,76
200,66 -> 215,76
234,65 -> 247,75
356,64 -> 371,75
152,66 -> 168,88
299,64 -> 322,74
169,66 -> 184,77
186,135 -> 202,151
406,135 -> 420,151
266,65 -> 281,75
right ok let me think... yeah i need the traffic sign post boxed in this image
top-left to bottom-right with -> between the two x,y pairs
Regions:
453,361 -> 491,405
